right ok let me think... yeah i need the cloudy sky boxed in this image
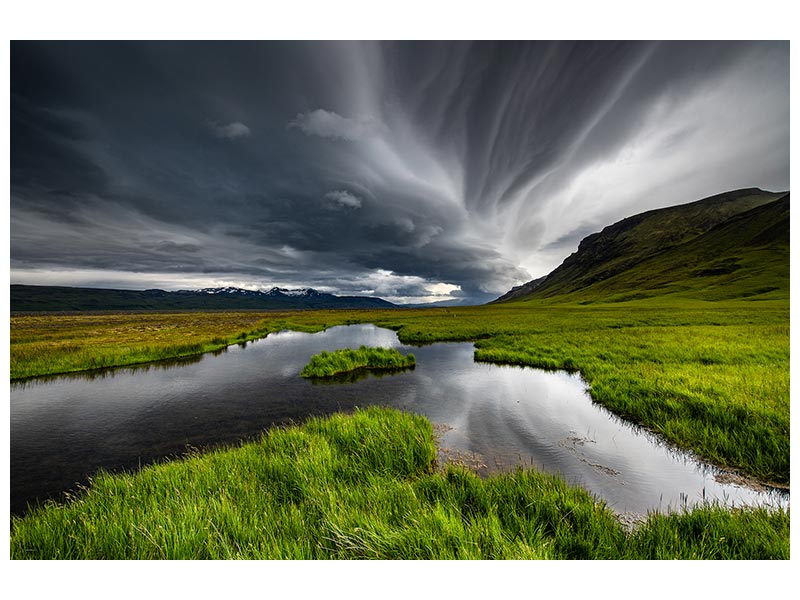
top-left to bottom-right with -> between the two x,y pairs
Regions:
10,41 -> 789,304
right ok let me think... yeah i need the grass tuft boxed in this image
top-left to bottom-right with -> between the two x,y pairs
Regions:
299,346 -> 415,378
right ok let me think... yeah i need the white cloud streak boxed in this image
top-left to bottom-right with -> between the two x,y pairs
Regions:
323,190 -> 362,209
211,121 -> 251,139
288,109 -> 382,141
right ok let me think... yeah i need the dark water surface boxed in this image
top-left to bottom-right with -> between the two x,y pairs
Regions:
11,324 -> 788,517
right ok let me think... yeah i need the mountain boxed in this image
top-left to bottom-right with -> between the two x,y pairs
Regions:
493,188 -> 789,303
490,276 -> 547,304
10,285 -> 396,312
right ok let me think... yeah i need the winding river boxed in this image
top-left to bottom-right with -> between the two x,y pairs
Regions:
10,324 -> 788,517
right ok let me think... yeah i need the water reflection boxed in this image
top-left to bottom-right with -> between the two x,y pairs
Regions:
307,365 -> 416,385
10,325 -> 788,517
11,352 -> 208,388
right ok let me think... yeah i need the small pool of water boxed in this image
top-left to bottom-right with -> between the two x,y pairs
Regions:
10,324 -> 788,517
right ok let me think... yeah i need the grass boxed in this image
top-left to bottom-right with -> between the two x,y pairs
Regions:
10,407 -> 789,560
9,311 -> 333,380
374,300 -> 789,485
300,346 -> 415,378
463,304 -> 790,484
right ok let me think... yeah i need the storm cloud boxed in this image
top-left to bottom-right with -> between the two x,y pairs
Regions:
10,41 -> 789,304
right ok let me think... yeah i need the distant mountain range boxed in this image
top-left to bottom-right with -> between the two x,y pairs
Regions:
493,188 -> 789,303
10,285 -> 397,312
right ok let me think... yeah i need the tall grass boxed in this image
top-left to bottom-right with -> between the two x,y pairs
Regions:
623,505 -> 790,559
10,408 -> 788,560
300,346 -> 415,378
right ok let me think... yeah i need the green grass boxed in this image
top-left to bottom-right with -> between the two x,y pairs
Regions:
10,407 -> 788,560
300,346 -> 415,378
9,311 -> 335,380
623,504 -> 790,559
461,305 -> 790,484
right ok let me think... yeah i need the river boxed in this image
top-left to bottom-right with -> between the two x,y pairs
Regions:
10,324 -> 788,517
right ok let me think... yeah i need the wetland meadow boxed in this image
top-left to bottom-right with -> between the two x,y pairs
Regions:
10,298 -> 790,559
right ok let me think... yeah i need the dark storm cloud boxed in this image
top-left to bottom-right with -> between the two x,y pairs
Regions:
10,41 -> 789,303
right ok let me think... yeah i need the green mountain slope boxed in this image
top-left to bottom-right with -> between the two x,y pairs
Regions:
494,188 -> 789,303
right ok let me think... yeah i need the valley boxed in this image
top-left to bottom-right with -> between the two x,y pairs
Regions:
9,188 -> 790,559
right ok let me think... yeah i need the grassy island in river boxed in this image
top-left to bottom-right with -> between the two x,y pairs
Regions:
300,346 -> 415,378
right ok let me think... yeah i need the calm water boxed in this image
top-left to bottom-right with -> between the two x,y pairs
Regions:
10,324 -> 788,517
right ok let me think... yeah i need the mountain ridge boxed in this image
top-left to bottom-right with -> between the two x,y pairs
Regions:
10,284 -> 396,312
493,188 -> 789,303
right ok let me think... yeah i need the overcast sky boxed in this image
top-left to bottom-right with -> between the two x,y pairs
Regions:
10,41 -> 789,304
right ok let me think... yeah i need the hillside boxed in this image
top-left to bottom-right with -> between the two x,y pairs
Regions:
10,285 -> 396,312
494,188 -> 789,303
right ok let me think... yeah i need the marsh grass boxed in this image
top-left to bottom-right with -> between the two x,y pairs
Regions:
10,408 -> 788,560
623,504 -> 790,559
9,311 -> 332,380
366,300 -> 789,484
300,346 -> 415,378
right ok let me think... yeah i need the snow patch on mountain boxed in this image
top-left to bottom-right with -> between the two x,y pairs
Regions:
194,286 -> 323,298
267,287 -> 320,297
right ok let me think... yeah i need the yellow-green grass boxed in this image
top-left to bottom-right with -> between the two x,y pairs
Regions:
10,311 -> 337,380
10,296 -> 789,484
300,346 -> 415,378
10,407 -> 788,560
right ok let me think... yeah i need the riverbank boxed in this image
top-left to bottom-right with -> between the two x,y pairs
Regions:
10,407 -> 789,560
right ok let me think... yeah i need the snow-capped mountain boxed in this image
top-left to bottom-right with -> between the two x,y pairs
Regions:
195,286 -> 260,295
193,286 -> 325,298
